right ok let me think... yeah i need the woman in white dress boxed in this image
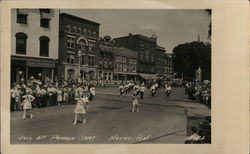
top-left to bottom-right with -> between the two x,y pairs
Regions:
73,93 -> 86,125
22,91 -> 35,120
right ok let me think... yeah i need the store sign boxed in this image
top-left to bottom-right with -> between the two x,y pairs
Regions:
26,60 -> 55,68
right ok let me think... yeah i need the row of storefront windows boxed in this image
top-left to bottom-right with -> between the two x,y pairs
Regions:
15,32 -> 50,57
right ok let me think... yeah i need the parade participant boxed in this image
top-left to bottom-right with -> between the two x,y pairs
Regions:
89,85 -> 95,101
119,84 -> 124,96
150,85 -> 156,97
184,126 -> 203,144
124,84 -> 129,94
133,83 -> 140,95
165,84 -> 172,97
139,83 -> 146,99
21,91 -> 35,120
35,85 -> 43,108
73,93 -> 86,125
132,92 -> 139,112
56,87 -> 63,106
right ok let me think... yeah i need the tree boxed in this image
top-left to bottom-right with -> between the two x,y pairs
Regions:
205,9 -> 212,40
172,41 -> 211,81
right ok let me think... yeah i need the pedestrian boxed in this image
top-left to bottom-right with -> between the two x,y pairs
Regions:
62,86 -> 69,105
132,92 -> 139,112
21,91 -> 35,120
89,85 -> 95,101
139,83 -> 146,99
165,85 -> 172,97
10,84 -> 20,111
56,87 -> 63,106
73,93 -> 86,125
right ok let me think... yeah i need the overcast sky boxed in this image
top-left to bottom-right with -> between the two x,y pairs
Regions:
61,9 -> 211,53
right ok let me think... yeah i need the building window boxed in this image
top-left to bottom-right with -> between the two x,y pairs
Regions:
16,14 -> 27,24
82,28 -> 87,35
88,56 -> 95,66
132,65 -> 136,72
122,57 -> 126,63
40,19 -> 50,28
15,32 -> 28,55
16,9 -> 29,24
39,36 -> 50,57
81,55 -> 85,65
93,31 -> 97,37
77,27 -> 81,34
123,64 -> 127,72
68,69 -> 75,79
78,39 -> 86,51
67,54 -> 74,64
145,55 -> 149,62
72,26 -> 76,33
115,57 -> 119,62
87,30 -> 91,36
67,36 -> 75,49
66,24 -> 71,32
119,64 -> 123,71
89,42 -> 95,51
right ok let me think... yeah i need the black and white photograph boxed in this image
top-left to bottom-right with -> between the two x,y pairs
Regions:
9,9 -> 212,144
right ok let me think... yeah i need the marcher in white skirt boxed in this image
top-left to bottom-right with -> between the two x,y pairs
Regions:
132,92 -> 139,112
73,93 -> 86,125
22,91 -> 35,119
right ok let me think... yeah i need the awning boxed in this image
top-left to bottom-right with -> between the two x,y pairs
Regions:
41,12 -> 51,20
17,9 -> 29,16
139,73 -> 155,80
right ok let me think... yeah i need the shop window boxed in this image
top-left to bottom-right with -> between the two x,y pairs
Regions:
15,32 -> 28,55
39,36 -> 50,57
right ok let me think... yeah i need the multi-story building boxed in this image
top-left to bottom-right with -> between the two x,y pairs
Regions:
165,53 -> 173,79
96,35 -> 115,80
58,13 -> 100,80
113,47 -> 138,81
155,45 -> 167,75
11,9 -> 59,84
114,33 -> 157,80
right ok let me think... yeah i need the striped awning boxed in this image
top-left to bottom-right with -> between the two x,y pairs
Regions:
17,9 -> 29,16
41,12 -> 51,20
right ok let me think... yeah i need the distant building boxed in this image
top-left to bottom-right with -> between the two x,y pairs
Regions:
96,36 -> 115,80
114,33 -> 157,80
58,13 -> 100,80
11,9 -> 59,84
113,47 -> 138,81
155,46 -> 167,75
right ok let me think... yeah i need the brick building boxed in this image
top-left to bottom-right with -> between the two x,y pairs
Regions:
96,35 -> 115,80
58,13 -> 100,80
113,47 -> 138,81
114,33 -> 157,80
11,9 -> 59,84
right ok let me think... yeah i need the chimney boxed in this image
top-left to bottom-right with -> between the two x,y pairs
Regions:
128,33 -> 132,49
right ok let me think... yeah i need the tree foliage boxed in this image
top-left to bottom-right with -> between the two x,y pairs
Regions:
172,41 -> 211,81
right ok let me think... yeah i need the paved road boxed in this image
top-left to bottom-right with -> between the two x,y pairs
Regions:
11,88 -> 193,144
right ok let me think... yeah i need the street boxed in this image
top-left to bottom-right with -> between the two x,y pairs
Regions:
11,87 -> 206,144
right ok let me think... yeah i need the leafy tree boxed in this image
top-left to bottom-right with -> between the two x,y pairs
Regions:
172,41 -> 211,81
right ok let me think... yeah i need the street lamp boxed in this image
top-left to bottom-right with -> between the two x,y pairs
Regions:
78,50 -> 82,79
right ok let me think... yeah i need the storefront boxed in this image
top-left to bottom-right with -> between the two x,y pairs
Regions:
113,72 -> 138,82
11,56 -> 57,84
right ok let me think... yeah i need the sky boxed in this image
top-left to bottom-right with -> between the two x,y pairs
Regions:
61,9 -> 211,53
